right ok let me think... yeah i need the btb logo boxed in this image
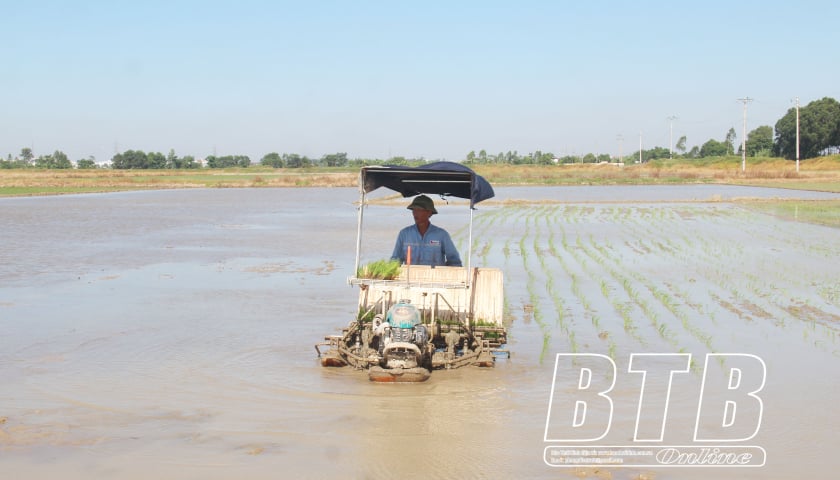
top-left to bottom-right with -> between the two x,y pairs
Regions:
544,353 -> 766,443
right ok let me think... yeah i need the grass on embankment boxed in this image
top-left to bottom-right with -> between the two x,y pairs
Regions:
472,155 -> 840,192
738,199 -> 840,228
2,155 -> 839,196
0,167 -> 358,196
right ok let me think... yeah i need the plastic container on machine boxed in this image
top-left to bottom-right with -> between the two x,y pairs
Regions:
387,301 -> 420,329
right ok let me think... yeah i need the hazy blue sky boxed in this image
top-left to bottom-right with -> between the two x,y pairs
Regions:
3,1 -> 838,163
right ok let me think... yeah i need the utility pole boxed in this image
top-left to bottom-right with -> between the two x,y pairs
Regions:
794,96 -> 800,173
617,134 -> 623,164
737,97 -> 753,172
639,131 -> 643,164
667,115 -> 678,160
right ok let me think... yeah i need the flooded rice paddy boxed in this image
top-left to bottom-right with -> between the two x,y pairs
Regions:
1,185 -> 839,479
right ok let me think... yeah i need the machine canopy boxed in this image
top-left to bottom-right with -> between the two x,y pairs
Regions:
361,161 -> 494,207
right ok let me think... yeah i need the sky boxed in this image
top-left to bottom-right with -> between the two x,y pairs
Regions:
2,0 -> 839,163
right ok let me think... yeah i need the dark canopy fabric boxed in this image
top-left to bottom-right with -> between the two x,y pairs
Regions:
361,161 -> 495,207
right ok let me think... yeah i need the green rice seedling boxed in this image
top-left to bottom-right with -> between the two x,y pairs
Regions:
356,305 -> 377,323
535,237 -> 548,270
475,239 -> 492,265
541,332 -> 551,361
522,241 -> 553,362
547,231 -> 558,257
356,259 -> 402,280
621,277 -> 637,301
612,301 -> 633,331
568,331 -> 578,353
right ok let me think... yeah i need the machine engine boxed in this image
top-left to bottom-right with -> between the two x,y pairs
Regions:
374,301 -> 430,370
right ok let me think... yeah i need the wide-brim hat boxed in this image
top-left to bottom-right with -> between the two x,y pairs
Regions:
407,195 -> 437,214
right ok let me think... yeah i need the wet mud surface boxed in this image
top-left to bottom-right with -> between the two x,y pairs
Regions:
1,186 -> 839,479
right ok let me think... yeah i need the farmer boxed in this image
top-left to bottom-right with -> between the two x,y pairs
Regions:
391,195 -> 462,267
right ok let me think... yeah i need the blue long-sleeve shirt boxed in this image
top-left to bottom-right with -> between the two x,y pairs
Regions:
391,224 -> 462,267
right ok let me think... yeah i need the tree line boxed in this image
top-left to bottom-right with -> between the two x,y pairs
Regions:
464,97 -> 839,164
0,148 -> 430,170
3,97 -> 838,170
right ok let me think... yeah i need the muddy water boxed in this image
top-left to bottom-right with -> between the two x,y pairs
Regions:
1,186 -> 839,479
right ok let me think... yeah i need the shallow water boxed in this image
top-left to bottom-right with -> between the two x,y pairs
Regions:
1,185 -> 839,479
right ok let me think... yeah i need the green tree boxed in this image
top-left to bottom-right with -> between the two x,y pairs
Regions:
687,146 -> 700,158
147,152 -> 166,169
34,150 -> 72,169
206,155 -> 250,168
181,155 -> 199,169
699,139 -> 728,157
529,150 -> 554,165
165,149 -> 182,169
725,127 -> 737,155
261,152 -> 283,168
21,147 -> 34,165
676,135 -> 687,155
283,153 -> 303,168
744,126 -> 774,157
321,152 -> 348,167
774,97 -> 840,159
638,146 -> 670,162
112,150 -> 149,169
77,156 -> 97,169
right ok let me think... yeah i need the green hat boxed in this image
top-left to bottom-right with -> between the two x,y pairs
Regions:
407,195 -> 437,214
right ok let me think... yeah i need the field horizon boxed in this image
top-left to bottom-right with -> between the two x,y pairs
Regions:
2,155 -> 839,228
